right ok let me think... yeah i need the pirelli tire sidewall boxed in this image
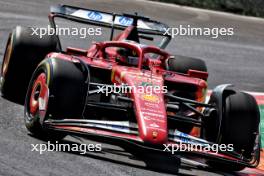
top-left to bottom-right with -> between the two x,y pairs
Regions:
24,58 -> 88,138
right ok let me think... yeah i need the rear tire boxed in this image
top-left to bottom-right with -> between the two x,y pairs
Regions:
166,55 -> 207,80
24,58 -> 88,139
1,26 -> 58,104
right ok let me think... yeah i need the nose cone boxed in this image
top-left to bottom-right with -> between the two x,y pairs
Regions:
111,66 -> 168,145
141,125 -> 167,144
135,93 -> 168,145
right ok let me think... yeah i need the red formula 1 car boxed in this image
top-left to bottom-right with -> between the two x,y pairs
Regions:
0,5 -> 260,171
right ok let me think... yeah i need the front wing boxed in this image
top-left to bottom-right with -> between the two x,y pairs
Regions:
42,91 -> 264,170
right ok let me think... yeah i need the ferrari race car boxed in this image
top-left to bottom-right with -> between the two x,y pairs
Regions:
0,5 -> 260,172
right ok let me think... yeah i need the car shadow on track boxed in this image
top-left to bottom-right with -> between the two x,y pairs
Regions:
29,134 -> 238,176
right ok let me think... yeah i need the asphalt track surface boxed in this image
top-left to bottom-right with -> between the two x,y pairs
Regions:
0,0 -> 264,176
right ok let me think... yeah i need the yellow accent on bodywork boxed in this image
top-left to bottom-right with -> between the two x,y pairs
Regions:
111,69 -> 115,81
121,71 -> 126,79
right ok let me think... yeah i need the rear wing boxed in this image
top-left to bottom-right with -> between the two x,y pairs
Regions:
49,5 -> 171,50
50,5 -> 170,35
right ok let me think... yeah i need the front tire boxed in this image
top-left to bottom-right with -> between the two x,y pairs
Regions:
206,91 -> 260,171
24,58 -> 88,139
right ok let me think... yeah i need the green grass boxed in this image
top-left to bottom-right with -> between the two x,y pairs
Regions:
259,105 -> 264,148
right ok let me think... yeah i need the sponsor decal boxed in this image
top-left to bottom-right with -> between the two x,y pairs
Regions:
140,82 -> 153,87
141,107 -> 163,114
152,131 -> 158,138
144,102 -> 159,108
141,94 -> 159,103
178,131 -> 190,143
87,11 -> 102,21
143,115 -> 165,123
71,10 -> 112,23
38,97 -> 47,111
118,16 -> 133,26
149,123 -> 159,128
142,111 -> 164,118
120,71 -> 161,79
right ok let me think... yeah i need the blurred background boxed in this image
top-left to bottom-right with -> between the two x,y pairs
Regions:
153,0 -> 264,17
